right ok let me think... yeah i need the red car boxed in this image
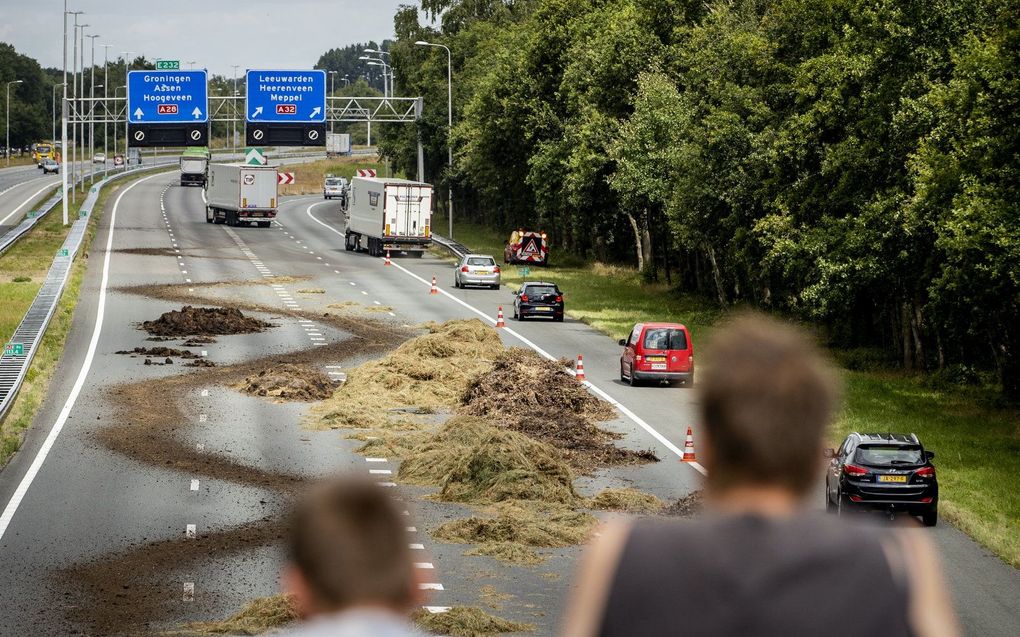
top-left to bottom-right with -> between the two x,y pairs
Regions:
619,323 -> 694,386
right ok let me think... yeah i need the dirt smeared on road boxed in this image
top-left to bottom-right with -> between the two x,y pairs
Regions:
235,363 -> 337,402
140,305 -> 274,337
115,346 -> 200,358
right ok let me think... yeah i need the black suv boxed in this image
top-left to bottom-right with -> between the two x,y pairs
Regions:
825,433 -> 938,526
512,282 -> 564,321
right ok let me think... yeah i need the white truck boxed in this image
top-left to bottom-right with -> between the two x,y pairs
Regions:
204,163 -> 278,228
344,177 -> 433,257
179,154 -> 208,187
326,132 -> 352,157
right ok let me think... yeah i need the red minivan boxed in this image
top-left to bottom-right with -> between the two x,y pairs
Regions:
619,323 -> 694,386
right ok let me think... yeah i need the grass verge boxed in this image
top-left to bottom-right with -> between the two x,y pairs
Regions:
440,214 -> 1020,569
0,168 -> 172,467
275,156 -> 386,196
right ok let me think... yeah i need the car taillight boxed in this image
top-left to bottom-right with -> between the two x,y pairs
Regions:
915,466 -> 935,478
555,295 -> 562,302
461,266 -> 469,273
493,266 -> 500,273
520,294 -> 529,302
843,464 -> 869,477
920,496 -> 933,503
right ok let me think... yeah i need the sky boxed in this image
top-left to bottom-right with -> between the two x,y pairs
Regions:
0,0 -> 419,77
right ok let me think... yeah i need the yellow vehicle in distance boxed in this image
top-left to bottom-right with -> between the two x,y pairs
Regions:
32,143 -> 56,167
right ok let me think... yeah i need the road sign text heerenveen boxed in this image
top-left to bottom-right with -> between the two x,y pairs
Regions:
127,69 -> 209,147
245,69 -> 327,147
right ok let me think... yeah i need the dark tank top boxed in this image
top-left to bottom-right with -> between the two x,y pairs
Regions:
596,513 -> 912,637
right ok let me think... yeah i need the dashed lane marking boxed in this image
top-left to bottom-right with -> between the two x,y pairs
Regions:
190,479 -> 200,491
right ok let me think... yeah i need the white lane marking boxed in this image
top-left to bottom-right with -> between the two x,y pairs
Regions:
199,414 -> 207,423
361,290 -> 368,296
373,301 -> 382,305
369,469 -> 393,475
424,607 -> 451,614
388,312 -> 396,317
0,180 -> 63,226
0,173 -> 164,541
378,481 -> 397,487
365,457 -> 386,462
409,543 -> 424,550
186,524 -> 196,538
406,526 -> 417,532
183,582 -> 195,601
304,202 -> 707,476
419,583 -> 444,591
190,479 -> 200,491
201,389 -> 209,396
415,562 -> 435,569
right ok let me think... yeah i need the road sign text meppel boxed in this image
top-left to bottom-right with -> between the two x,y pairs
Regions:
246,70 -> 326,123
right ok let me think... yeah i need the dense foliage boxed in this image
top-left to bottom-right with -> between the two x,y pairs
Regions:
377,0 -> 1020,397
0,42 -> 54,147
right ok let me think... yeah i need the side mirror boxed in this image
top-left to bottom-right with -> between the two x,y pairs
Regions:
618,339 -> 627,347
925,450 -> 935,460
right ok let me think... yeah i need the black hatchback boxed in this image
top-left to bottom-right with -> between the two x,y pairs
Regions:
512,282 -> 564,321
825,433 -> 939,526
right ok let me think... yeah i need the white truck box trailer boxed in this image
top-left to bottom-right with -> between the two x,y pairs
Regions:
204,163 -> 278,228
344,177 -> 433,256
326,132 -> 352,157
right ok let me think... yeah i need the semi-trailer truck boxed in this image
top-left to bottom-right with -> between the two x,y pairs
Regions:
179,147 -> 209,186
344,177 -> 433,257
326,132 -> 352,157
204,163 -> 278,227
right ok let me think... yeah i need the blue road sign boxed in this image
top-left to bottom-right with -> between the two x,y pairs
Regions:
246,69 -> 326,123
127,70 -> 208,123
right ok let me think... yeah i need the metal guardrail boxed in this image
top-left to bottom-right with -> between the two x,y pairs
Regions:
0,164 -> 175,421
431,233 -> 470,259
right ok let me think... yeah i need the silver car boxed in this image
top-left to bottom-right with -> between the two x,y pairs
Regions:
454,254 -> 501,289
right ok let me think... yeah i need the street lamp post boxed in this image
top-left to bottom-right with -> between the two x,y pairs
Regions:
62,6 -> 83,225
71,18 -> 87,202
86,33 -> 99,182
5,80 -> 23,167
328,71 -> 337,134
114,85 -> 126,163
415,41 -> 454,238
231,65 -> 240,155
122,53 -> 134,162
101,44 -> 112,179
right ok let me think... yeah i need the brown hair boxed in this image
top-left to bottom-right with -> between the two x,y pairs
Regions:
288,477 -> 415,611
698,313 -> 840,496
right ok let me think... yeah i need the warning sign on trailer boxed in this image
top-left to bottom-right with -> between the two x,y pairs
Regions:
521,238 -> 541,257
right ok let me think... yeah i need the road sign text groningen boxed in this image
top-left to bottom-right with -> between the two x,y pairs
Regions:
128,70 -> 209,123
246,70 -> 326,123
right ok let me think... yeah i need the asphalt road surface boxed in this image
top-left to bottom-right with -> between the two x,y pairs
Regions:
0,173 -> 1016,635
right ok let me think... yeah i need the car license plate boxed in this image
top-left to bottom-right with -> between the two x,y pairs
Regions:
878,475 -> 908,483
651,363 -> 667,370
646,356 -> 666,362
535,307 -> 552,312
475,270 -> 490,275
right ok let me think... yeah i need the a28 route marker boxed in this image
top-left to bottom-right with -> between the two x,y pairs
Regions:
3,343 -> 24,357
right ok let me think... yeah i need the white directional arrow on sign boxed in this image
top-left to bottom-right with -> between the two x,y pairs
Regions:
134,108 -> 144,120
251,106 -> 263,119
192,107 -> 203,119
309,106 -> 321,119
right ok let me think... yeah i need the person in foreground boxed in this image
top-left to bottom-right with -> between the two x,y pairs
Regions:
562,314 -> 960,637
278,477 -> 425,637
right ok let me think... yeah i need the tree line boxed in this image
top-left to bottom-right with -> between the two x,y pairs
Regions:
378,0 -> 1020,398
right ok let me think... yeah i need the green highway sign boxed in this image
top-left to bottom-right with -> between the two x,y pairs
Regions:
80,210 -> 88,218
58,248 -> 69,257
245,147 -> 267,165
27,211 -> 37,218
155,60 -> 180,70
4,343 -> 24,357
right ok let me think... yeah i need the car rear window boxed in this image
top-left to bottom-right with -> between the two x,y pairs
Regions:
524,285 -> 557,298
854,445 -> 925,466
467,257 -> 495,266
325,178 -> 343,186
642,328 -> 687,351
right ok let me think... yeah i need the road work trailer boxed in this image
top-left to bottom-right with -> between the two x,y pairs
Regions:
205,163 -> 278,228
344,177 -> 433,257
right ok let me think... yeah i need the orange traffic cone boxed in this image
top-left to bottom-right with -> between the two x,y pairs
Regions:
496,306 -> 506,328
575,355 -> 586,381
682,426 -> 697,462
384,251 -> 392,266
430,276 -> 438,295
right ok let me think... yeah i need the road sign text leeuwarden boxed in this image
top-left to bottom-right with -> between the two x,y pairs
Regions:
246,70 -> 326,123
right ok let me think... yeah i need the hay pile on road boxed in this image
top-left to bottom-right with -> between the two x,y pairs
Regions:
311,319 -> 501,429
140,305 -> 273,336
412,606 -> 534,636
235,363 -> 337,402
399,416 -> 577,506
184,594 -> 297,634
434,500 -> 596,565
461,348 -> 658,472
590,488 -> 664,514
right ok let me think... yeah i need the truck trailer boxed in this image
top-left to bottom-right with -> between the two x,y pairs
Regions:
344,177 -> 433,257
204,163 -> 278,227
326,132 -> 352,157
179,147 -> 209,186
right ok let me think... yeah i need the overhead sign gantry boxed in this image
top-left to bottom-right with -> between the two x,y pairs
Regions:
127,69 -> 209,146
245,69 -> 327,146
